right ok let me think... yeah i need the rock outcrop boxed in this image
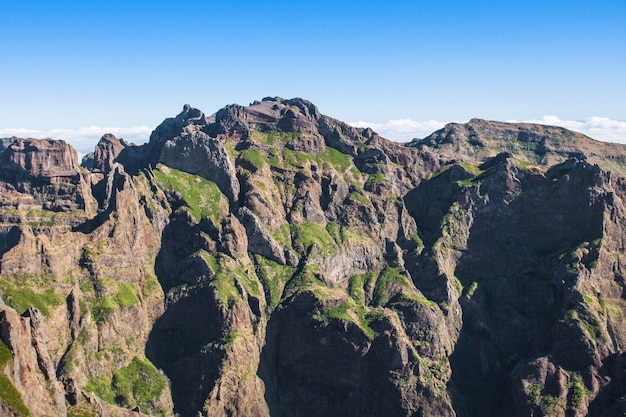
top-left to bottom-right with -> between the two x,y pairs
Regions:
2,98 -> 626,417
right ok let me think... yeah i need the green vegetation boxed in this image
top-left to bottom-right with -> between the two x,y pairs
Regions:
84,356 -> 167,414
0,340 -> 31,416
199,251 -> 219,273
317,147 -> 352,172
313,299 -> 377,339
67,403 -> 98,417
527,384 -> 543,406
202,331 -> 237,352
243,136 -> 354,174
568,372 -> 585,409
326,221 -> 350,245
513,158 -> 533,170
249,130 -> 300,145
409,232 -> 424,249
113,284 -> 138,308
465,281 -> 478,299
291,222 -> 337,254
81,240 -> 107,260
153,164 -> 225,222
373,268 -> 409,306
370,268 -> 436,308
283,265 -> 324,296
142,273 -> 160,298
365,173 -> 389,186
271,224 -> 292,247
566,308 -> 605,341
348,273 -> 370,305
239,149 -> 268,171
459,161 -> 483,175
429,165 -> 452,179
231,266 -> 261,297
345,191 -> 371,205
213,272 -> 239,307
255,255 -> 296,310
0,279 -> 62,316
90,297 -> 116,324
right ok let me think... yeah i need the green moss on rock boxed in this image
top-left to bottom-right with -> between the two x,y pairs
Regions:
84,356 -> 167,414
153,164 -> 226,222
0,340 -> 31,416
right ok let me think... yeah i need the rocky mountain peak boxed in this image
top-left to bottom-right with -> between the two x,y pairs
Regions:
0,137 -> 79,177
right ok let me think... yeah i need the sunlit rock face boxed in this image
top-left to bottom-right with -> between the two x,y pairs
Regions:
2,98 -> 626,416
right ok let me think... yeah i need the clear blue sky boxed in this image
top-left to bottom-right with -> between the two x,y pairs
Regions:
1,0 -> 625,133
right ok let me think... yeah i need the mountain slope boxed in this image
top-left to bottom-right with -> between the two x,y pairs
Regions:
1,97 -> 626,417
409,117 -> 626,176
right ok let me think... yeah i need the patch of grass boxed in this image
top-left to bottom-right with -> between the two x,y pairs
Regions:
283,265 -> 324,296
0,380 -> 31,416
456,178 -> 477,187
399,293 -> 437,307
513,158 -> 533,170
0,340 -> 31,416
314,299 -> 377,339
249,130 -> 299,146
348,274 -> 366,305
85,357 -> 167,414
153,164 -> 225,222
239,149 -> 268,171
465,281 -> 478,298
430,165 -> 452,179
459,161 -> 483,175
84,375 -> 116,403
90,297 -> 116,324
231,267 -> 261,297
213,273 -> 239,307
527,384 -> 543,406
255,255 -> 296,311
317,146 -> 352,172
409,232 -> 424,249
365,173 -> 389,186
0,340 -> 12,367
0,280 -> 62,316
199,251 -> 219,273
113,284 -> 138,308
317,302 -> 352,323
271,224 -> 291,247
291,222 -> 337,254
565,308 -> 605,341
142,273 -> 160,297
345,191 -> 371,205
373,268 -> 410,307
325,221 -> 345,245
568,372 -> 585,409
67,403 -> 98,417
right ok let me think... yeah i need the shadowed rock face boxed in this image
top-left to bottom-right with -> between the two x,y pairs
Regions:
2,98 -> 626,417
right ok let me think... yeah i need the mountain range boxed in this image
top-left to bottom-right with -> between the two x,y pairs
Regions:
1,97 -> 626,417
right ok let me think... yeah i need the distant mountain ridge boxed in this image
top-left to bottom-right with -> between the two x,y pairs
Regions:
1,97 -> 626,417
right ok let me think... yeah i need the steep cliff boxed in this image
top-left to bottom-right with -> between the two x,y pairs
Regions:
1,98 -> 626,417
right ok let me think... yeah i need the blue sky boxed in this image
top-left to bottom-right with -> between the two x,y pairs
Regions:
1,0 -> 625,153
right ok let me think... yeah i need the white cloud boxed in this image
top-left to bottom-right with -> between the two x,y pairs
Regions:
507,116 -> 626,144
351,116 -> 626,144
3,116 -> 626,160
0,126 -> 154,157
349,119 -> 450,142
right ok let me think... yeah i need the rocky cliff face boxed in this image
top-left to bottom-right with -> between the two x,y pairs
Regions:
1,98 -> 626,417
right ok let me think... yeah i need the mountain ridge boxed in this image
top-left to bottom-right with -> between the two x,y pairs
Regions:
1,97 -> 626,416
